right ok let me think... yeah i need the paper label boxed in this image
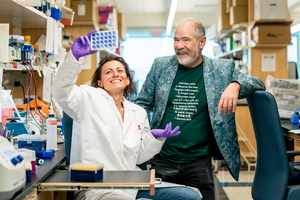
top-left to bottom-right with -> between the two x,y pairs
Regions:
78,4 -> 86,16
262,54 -> 276,72
48,120 -> 57,125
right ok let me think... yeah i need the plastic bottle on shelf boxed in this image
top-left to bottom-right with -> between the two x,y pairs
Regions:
21,35 -> 33,64
46,102 -> 57,150
33,45 -> 41,66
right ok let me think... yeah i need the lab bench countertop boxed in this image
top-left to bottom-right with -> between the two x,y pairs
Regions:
11,143 -> 66,200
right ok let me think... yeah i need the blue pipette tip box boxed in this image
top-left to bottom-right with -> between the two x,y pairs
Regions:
70,163 -> 104,182
91,30 -> 118,50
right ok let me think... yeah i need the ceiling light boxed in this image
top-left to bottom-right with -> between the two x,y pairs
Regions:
166,0 -> 178,36
291,23 -> 300,34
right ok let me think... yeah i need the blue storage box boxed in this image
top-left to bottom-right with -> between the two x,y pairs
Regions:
70,163 -> 104,182
36,149 -> 55,158
18,134 -> 47,152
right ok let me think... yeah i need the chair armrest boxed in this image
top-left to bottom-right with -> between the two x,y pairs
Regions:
151,167 -> 179,176
294,165 -> 300,172
287,151 -> 300,157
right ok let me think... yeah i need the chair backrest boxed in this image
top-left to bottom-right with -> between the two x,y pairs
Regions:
63,112 -> 73,166
247,91 -> 289,200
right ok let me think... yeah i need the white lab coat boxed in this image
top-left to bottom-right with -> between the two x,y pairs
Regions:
52,51 -> 166,199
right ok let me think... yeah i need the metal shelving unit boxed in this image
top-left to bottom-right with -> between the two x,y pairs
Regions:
216,46 -> 249,58
0,0 -> 63,28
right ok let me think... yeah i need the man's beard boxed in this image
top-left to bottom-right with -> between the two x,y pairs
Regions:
175,46 -> 200,66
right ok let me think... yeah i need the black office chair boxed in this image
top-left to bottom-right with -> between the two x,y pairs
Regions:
61,112 -> 75,200
62,111 -> 73,167
247,91 -> 300,200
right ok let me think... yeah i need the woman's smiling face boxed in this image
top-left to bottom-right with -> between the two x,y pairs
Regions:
97,60 -> 130,93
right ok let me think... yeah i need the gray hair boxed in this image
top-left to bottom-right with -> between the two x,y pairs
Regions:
176,18 -> 205,42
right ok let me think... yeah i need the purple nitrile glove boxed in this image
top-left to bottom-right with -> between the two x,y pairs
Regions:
71,30 -> 98,61
151,122 -> 181,139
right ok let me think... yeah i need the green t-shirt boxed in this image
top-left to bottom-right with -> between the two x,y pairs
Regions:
159,62 -> 213,163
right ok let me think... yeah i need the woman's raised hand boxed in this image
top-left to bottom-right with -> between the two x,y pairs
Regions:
71,30 -> 98,61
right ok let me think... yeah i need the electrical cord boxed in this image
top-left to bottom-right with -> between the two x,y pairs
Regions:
21,61 -> 46,133
13,81 -> 25,104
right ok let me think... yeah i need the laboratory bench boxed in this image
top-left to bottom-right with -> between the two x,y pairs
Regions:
10,143 -> 66,200
9,142 -> 155,200
281,119 -> 300,162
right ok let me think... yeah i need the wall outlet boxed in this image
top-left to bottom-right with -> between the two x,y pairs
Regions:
3,72 -> 27,89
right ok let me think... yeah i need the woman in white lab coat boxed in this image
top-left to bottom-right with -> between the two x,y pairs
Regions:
52,30 -> 201,200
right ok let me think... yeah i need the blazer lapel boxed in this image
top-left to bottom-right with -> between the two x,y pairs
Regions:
202,55 -> 217,125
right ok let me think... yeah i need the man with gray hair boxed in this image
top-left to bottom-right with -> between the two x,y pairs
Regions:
135,18 -> 265,199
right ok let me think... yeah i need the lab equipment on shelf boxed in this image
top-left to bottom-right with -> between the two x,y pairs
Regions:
8,35 -> 23,63
18,134 -> 47,152
6,118 -> 31,137
0,136 -> 26,200
21,35 -> 33,64
18,148 -> 37,174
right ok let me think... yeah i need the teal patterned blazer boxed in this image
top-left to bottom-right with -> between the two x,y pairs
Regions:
135,54 -> 266,181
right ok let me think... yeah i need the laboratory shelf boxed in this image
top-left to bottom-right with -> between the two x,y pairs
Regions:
248,19 -> 293,31
214,23 -> 248,42
215,46 -> 249,58
0,63 -> 41,71
0,0 -> 64,28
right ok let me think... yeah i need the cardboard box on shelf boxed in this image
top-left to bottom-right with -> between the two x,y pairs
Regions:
230,6 -> 248,25
72,0 -> 97,22
226,0 -> 232,13
252,25 -> 291,44
117,12 -> 127,40
217,14 -> 230,32
250,46 -> 288,82
61,6 -> 74,25
232,0 -> 248,6
218,0 -> 227,15
207,22 -> 221,40
254,0 -> 287,20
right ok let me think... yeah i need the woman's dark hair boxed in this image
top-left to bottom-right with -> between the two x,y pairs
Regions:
91,54 -> 136,99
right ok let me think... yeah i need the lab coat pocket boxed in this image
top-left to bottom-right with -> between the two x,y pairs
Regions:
123,129 -> 142,155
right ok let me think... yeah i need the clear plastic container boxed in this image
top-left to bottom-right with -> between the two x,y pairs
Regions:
18,148 -> 36,174
48,54 -> 55,68
266,75 -> 300,90
18,134 -> 47,152
33,45 -> 41,66
267,88 -> 300,111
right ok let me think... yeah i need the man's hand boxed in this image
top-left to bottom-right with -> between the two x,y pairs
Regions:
218,82 -> 241,115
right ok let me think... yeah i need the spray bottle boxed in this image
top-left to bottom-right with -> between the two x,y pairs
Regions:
46,102 -> 57,150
